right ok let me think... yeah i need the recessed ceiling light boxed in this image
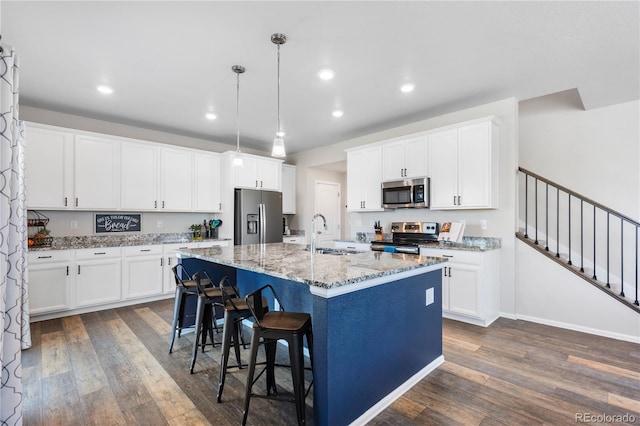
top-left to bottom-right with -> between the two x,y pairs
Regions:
332,110 -> 344,118
205,112 -> 217,120
96,85 -> 113,94
400,83 -> 415,93
318,69 -> 335,81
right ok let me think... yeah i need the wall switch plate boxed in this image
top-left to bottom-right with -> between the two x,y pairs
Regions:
70,220 -> 78,229
157,220 -> 163,228
426,288 -> 434,306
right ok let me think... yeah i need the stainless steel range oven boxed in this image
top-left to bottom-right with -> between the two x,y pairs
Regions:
370,222 -> 439,254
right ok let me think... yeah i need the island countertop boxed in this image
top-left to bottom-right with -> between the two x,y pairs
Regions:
176,242 -> 447,293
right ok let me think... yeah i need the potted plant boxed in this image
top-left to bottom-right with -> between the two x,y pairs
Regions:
189,224 -> 202,240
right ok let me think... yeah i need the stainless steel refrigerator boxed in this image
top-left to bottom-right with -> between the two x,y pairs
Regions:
234,188 -> 283,245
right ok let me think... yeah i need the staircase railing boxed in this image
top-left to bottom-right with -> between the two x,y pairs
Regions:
517,167 -> 639,312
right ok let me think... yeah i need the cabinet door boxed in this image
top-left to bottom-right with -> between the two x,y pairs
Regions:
448,264 -> 481,318
74,135 -> 120,209
161,148 -> 192,210
428,129 -> 459,209
25,125 -> 73,209
234,156 -> 259,189
28,262 -> 72,314
362,146 -> 383,211
346,150 -> 365,211
404,135 -> 428,178
193,152 -> 222,212
123,255 -> 164,299
381,141 -> 405,181
257,159 -> 281,191
75,259 -> 122,307
458,122 -> 492,208
121,142 -> 159,210
282,165 -> 296,214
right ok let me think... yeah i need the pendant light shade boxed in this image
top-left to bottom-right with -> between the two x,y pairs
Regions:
232,65 -> 245,167
271,33 -> 287,158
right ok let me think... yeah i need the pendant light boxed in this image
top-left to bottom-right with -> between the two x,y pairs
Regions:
232,65 -> 245,167
271,33 -> 286,158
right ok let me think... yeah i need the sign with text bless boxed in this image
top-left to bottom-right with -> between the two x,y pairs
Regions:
95,214 -> 141,233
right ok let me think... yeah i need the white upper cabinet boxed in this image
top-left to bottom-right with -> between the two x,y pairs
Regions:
230,153 -> 282,191
346,145 -> 383,212
161,147 -> 193,210
428,118 -> 499,210
74,135 -> 120,210
193,152 -> 222,212
381,135 -> 428,181
282,164 -> 296,214
25,125 -> 74,209
121,141 -> 159,211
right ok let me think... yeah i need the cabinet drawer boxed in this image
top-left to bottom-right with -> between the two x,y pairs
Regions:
29,250 -> 73,264
163,242 -> 199,254
124,245 -> 163,256
75,247 -> 121,260
420,248 -> 481,265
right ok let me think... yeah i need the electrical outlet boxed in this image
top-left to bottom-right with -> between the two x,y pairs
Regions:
157,220 -> 163,228
425,288 -> 434,306
70,220 -> 78,229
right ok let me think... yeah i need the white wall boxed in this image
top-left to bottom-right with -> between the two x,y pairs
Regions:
516,241 -> 639,343
517,91 -> 640,340
519,90 -> 640,220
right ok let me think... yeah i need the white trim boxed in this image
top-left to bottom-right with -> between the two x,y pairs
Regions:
516,314 -> 640,344
349,355 -> 445,426
309,264 -> 445,298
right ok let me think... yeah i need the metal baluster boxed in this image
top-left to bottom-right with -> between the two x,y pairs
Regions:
567,194 -> 572,266
524,174 -> 529,238
592,205 -> 597,280
534,178 -> 538,244
556,188 -> 560,258
620,220 -> 625,298
545,183 -> 549,251
580,199 -> 584,273
606,213 -> 610,288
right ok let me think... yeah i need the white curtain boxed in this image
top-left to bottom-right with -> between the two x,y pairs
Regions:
1,43 -> 31,426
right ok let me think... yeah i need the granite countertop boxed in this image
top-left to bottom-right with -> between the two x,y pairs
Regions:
337,236 -> 502,252
28,233 -> 232,251
176,242 -> 447,290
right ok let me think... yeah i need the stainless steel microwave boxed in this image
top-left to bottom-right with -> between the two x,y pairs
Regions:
381,177 -> 430,209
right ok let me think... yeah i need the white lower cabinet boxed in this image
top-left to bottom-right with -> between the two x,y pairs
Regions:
420,248 -> 500,327
28,250 -> 73,314
162,242 -> 200,294
123,245 -> 164,299
283,236 -> 306,245
333,241 -> 371,251
75,247 -> 122,308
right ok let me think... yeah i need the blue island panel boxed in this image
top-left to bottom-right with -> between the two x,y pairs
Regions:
234,268 -> 442,426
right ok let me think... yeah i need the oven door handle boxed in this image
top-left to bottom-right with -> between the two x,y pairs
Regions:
395,246 -> 419,254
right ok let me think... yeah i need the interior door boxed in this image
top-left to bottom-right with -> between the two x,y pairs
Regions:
315,181 -> 341,246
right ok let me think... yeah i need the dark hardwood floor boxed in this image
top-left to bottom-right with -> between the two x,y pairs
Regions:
22,299 -> 639,425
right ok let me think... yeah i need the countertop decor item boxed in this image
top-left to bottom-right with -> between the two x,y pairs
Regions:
270,33 -> 287,158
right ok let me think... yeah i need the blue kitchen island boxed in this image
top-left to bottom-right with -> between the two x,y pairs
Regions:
177,243 -> 447,425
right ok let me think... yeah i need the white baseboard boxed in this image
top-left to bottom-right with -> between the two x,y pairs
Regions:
516,314 -> 640,344
349,355 -> 445,426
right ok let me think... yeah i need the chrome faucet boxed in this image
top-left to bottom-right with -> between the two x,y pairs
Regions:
311,213 -> 328,253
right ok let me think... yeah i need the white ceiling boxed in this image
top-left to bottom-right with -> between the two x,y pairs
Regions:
2,1 -> 639,155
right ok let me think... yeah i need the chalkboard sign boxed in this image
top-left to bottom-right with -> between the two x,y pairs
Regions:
95,214 -> 141,233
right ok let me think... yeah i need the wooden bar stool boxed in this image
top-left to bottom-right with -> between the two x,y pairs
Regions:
242,284 -> 314,426
189,269 -> 225,374
216,276 -> 252,403
168,264 -> 212,353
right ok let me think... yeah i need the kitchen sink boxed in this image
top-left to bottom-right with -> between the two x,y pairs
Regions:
305,246 -> 363,256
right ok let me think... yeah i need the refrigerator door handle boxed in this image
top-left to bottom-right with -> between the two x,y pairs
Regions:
259,203 -> 266,244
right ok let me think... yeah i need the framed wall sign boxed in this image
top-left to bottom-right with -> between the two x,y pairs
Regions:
95,214 -> 142,233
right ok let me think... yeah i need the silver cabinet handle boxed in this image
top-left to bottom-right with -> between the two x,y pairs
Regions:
75,197 -> 79,207
37,255 -> 52,259
64,197 -> 68,207
154,200 -> 157,208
